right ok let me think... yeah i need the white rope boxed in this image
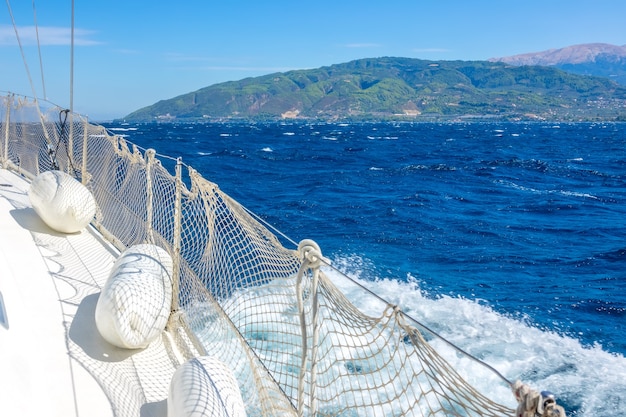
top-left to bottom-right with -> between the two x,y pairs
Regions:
295,239 -> 329,417
145,148 -> 156,245
307,245 -> 322,416
295,249 -> 309,416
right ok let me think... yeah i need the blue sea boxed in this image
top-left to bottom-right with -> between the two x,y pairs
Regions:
105,121 -> 626,415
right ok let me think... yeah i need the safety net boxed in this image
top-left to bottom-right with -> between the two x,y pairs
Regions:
1,94 -> 540,416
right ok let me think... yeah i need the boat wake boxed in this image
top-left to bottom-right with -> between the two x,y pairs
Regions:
328,255 -> 625,416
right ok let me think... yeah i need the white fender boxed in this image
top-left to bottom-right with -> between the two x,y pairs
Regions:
95,244 -> 173,349
28,170 -> 96,233
168,356 -> 247,417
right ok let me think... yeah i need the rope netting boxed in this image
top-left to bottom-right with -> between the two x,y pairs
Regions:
1,94 -> 531,416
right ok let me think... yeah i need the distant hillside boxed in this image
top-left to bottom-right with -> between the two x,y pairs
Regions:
491,43 -> 626,85
124,57 -> 626,122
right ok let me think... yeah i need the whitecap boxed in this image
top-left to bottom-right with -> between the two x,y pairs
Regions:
108,127 -> 138,132
495,180 -> 599,200
558,190 -> 599,200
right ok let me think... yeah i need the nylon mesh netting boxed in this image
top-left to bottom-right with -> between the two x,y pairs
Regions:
1,94 -> 516,416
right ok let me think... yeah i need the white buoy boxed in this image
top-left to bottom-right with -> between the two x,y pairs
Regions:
28,170 -> 96,233
168,356 -> 247,417
95,244 -> 173,349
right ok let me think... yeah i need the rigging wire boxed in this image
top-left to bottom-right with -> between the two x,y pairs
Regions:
69,0 -> 75,145
70,0 -> 75,115
32,0 -> 46,100
5,0 -> 39,101
5,0 -> 54,152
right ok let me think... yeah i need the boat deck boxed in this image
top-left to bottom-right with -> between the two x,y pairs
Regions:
0,168 -> 178,417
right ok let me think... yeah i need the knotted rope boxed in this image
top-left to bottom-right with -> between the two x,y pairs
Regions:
295,239 -> 330,417
513,380 -> 567,417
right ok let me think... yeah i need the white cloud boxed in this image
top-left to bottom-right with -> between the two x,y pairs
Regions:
0,25 -> 100,46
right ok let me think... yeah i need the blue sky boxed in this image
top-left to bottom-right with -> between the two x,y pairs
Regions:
1,0 -> 625,120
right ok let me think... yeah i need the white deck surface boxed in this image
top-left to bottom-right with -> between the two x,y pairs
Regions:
0,168 -> 177,417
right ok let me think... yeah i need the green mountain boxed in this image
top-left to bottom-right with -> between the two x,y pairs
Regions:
124,57 -> 626,122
